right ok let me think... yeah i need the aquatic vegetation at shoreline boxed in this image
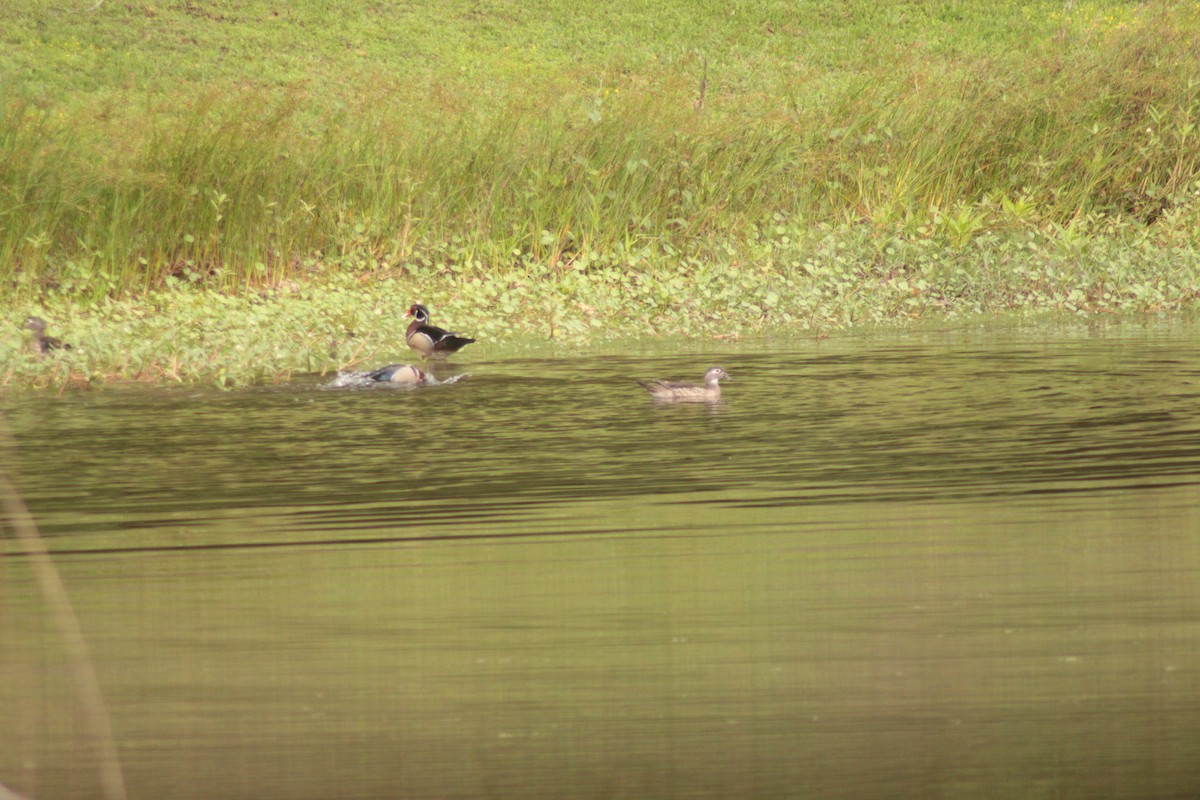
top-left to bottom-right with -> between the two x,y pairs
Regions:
3,224 -> 1199,389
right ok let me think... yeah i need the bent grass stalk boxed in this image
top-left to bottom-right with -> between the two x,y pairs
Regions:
0,454 -> 128,800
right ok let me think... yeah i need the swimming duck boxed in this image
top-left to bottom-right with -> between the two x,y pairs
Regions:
23,316 -> 71,355
637,367 -> 730,402
368,363 -> 472,385
367,363 -> 427,384
325,364 -> 469,388
406,303 -> 475,358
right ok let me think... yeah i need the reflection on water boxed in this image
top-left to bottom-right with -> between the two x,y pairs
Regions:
3,320 -> 1200,799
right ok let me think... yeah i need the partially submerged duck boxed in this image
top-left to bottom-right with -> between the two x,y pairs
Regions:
637,367 -> 730,402
367,363 -> 428,384
325,363 -> 468,389
406,303 -> 475,358
23,316 -> 71,356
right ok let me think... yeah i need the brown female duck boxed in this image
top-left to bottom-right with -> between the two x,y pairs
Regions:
637,367 -> 730,402
23,316 -> 71,355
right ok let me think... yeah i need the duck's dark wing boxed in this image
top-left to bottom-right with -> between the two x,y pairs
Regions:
366,364 -> 424,383
40,335 -> 71,353
422,324 -> 475,353
366,364 -> 401,381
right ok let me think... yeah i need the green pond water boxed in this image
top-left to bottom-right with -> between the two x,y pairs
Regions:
2,320 -> 1199,800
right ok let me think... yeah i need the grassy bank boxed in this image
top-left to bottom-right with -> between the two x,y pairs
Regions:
4,223 -> 1199,388
2,1 -> 1200,385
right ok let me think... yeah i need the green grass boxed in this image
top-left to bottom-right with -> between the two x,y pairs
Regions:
3,0 -> 1200,293
2,1 -> 1200,385
4,224 -> 1199,389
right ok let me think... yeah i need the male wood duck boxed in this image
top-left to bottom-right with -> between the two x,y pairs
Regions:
637,367 -> 730,402
366,363 -> 427,384
406,303 -> 475,357
23,316 -> 71,355
326,363 -> 468,388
